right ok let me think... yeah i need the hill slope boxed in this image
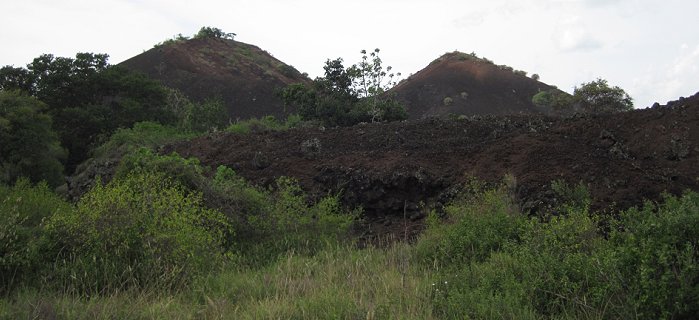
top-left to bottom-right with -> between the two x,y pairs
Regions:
166,92 -> 699,226
119,37 -> 310,120
390,52 -> 569,119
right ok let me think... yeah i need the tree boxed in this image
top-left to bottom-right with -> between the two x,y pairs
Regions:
573,78 -> 633,113
350,49 -> 404,122
279,83 -> 317,120
0,66 -> 34,93
280,49 -> 407,126
0,91 -> 66,187
195,26 -> 236,40
0,53 -> 175,172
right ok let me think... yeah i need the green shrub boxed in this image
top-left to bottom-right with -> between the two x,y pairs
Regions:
608,191 -> 699,319
420,178 -> 698,319
225,114 -> 301,134
115,148 -> 206,191
92,122 -> 195,158
531,89 -> 573,111
182,100 -> 229,133
515,207 -> 614,316
0,179 -> 72,293
416,186 -> 525,268
550,179 -> 591,213
220,174 -> 357,264
41,172 -> 230,294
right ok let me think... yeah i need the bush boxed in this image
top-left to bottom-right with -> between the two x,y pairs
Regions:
608,192 -> 699,319
421,181 -> 616,318
531,89 -> 573,111
0,179 -> 72,293
416,185 -> 524,268
420,178 -> 698,319
41,172 -> 230,294
213,169 -> 357,264
92,122 -> 196,158
225,115 -> 301,134
116,150 -> 355,266
115,147 -> 207,191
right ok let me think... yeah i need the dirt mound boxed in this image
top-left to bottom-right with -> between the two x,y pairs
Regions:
389,51 -> 570,119
119,38 -> 310,120
166,91 -> 699,231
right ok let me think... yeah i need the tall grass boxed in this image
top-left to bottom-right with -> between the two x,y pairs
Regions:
1,243 -> 438,319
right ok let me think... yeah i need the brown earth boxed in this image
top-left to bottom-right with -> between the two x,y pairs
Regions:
118,37 -> 310,120
165,92 -> 699,240
389,51 -> 571,119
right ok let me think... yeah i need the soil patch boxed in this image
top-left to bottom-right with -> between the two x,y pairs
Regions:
119,38 -> 310,120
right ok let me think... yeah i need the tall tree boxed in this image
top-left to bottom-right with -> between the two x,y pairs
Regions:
0,53 -> 174,172
0,91 -> 66,187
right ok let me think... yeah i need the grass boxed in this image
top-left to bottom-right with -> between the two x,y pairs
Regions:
225,114 -> 302,134
1,243 -> 437,319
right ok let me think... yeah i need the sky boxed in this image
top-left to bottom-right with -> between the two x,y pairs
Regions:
1,0 -> 698,108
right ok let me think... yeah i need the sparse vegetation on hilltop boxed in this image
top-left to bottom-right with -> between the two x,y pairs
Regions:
155,26 -> 236,48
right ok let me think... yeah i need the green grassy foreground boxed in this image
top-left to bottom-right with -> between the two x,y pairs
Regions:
2,180 -> 697,319
1,243 -> 435,319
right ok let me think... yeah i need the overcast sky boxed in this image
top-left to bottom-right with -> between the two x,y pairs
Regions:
1,0 -> 698,108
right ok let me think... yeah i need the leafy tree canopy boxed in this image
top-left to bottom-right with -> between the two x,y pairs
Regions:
0,91 -> 66,187
0,53 -> 175,172
195,26 -> 236,40
573,78 -> 633,113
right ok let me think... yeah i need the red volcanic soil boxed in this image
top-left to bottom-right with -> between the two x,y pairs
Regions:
119,37 -> 310,120
165,92 -> 699,241
389,52 -> 569,119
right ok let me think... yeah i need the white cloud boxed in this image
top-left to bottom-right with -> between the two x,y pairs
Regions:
630,43 -> 699,106
452,11 -> 487,28
552,18 -> 603,52
663,44 -> 699,99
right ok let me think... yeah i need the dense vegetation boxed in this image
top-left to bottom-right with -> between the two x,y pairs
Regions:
0,52 -> 230,185
0,92 -> 66,187
280,49 -> 408,126
2,168 -> 696,318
